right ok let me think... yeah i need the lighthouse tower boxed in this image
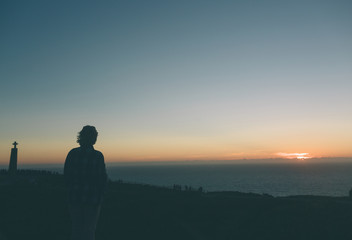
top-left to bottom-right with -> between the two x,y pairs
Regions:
9,141 -> 18,174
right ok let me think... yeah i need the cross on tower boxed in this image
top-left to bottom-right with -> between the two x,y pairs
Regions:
13,141 -> 18,149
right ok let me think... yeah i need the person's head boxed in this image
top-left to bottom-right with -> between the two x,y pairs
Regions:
77,125 -> 98,146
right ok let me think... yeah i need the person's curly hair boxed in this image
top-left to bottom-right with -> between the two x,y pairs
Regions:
77,125 -> 98,146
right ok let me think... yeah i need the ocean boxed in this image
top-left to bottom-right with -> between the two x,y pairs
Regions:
15,161 -> 352,197
105,162 -> 352,197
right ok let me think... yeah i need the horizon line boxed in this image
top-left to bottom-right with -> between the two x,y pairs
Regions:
1,156 -> 352,166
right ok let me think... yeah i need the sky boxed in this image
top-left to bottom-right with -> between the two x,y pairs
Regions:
1,0 -> 352,164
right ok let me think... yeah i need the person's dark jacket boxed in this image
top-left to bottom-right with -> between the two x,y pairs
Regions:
64,146 -> 107,205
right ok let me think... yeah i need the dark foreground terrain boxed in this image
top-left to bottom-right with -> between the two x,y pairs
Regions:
1,170 -> 352,240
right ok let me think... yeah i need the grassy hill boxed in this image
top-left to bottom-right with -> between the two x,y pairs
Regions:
1,170 -> 352,240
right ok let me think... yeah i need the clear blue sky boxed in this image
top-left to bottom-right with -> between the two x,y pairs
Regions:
1,0 -> 352,163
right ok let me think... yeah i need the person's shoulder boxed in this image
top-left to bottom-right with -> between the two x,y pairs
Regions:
68,147 -> 80,155
94,149 -> 104,159
65,147 -> 80,162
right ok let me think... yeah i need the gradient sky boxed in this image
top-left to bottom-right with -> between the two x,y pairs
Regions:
1,0 -> 352,164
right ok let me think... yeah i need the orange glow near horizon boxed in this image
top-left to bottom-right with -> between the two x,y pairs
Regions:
1,137 -> 352,165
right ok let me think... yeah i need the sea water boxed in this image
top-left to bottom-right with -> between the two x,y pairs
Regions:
105,162 -> 352,197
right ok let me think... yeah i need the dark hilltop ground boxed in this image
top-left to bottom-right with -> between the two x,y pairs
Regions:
1,170 -> 352,240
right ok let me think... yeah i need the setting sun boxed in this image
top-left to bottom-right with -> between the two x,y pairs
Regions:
277,153 -> 312,160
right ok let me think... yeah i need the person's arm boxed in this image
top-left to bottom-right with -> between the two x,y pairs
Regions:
98,152 -> 108,191
64,150 -> 74,187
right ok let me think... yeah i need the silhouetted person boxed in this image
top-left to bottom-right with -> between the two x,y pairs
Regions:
64,126 -> 107,240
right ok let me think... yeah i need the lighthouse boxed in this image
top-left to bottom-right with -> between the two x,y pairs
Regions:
9,141 -> 18,174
